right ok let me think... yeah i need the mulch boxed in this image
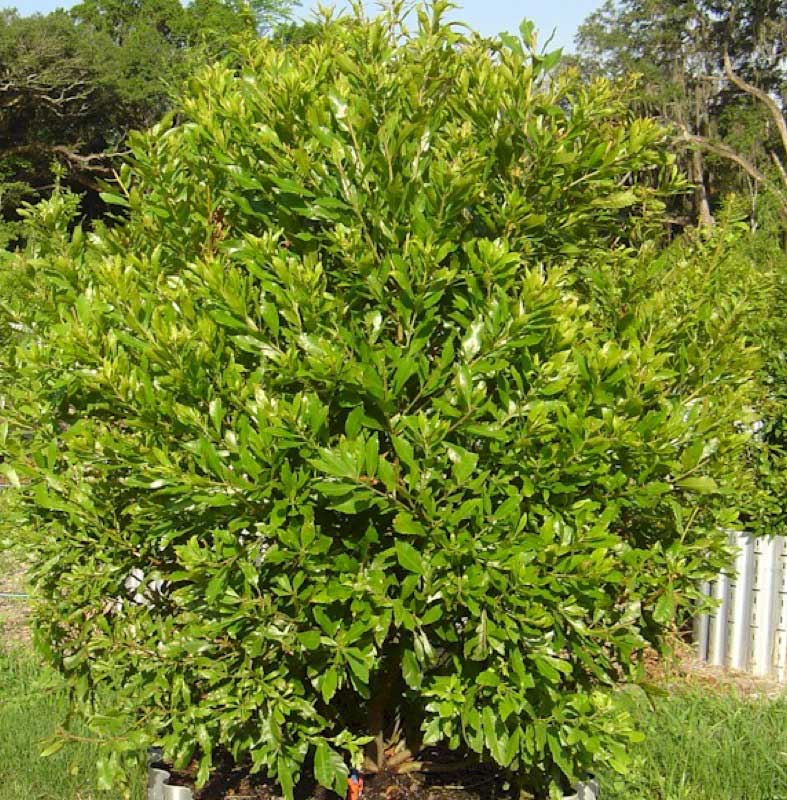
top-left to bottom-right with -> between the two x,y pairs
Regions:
159,751 -> 518,800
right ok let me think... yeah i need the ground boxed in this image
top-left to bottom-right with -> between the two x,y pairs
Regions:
0,550 -> 30,647
162,756 -> 518,800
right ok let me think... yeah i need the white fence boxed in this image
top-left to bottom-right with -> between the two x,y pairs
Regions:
694,532 -> 787,679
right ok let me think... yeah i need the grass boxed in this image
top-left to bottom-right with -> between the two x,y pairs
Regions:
0,643 -> 786,800
0,646 -> 143,800
600,686 -> 787,800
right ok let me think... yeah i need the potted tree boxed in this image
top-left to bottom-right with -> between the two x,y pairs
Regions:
5,2 -> 759,798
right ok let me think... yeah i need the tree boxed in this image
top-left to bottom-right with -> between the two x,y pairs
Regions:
576,0 -> 787,226
69,0 -> 185,44
246,0 -> 297,32
2,4 -> 764,798
0,10 -> 122,206
271,18 -> 323,47
71,0 -> 294,40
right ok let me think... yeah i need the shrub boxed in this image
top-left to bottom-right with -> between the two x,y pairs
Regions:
2,3 -> 763,797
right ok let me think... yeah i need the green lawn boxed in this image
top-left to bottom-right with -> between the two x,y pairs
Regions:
1,644 -> 786,800
0,646 -> 143,800
600,685 -> 787,800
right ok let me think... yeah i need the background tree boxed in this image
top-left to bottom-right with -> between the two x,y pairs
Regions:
576,0 -> 787,226
0,10 -> 121,207
0,0 -> 294,232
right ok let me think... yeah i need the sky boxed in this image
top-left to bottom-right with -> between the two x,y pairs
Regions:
9,0 -> 601,51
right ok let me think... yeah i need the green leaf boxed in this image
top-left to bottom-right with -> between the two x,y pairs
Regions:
391,435 -> 416,472
345,407 -> 365,438
395,540 -> 424,574
298,631 -> 322,650
377,458 -> 397,493
99,191 -> 130,208
547,732 -> 575,781
0,463 -> 21,489
393,357 -> 418,395
677,476 -> 718,494
482,706 -> 504,764
401,648 -> 422,689
447,444 -> 478,483
209,397 -> 224,432
653,591 -> 675,625
39,738 -> 66,757
345,650 -> 370,684
261,301 -> 280,336
320,668 -> 339,703
278,757 -> 295,800
592,190 -> 638,209
314,741 -> 348,795
393,511 -> 425,536
364,435 -> 379,476
314,607 -> 338,636
519,19 -> 535,45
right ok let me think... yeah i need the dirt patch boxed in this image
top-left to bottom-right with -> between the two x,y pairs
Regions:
360,766 -> 514,800
647,638 -> 786,698
159,752 -> 518,800
164,761 -> 278,800
0,552 -> 31,646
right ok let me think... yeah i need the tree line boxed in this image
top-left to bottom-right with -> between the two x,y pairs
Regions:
5,1 -> 787,240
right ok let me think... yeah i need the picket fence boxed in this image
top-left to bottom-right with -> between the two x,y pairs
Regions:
694,532 -> 787,679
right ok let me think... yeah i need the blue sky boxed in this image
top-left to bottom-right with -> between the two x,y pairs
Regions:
8,1 -> 600,51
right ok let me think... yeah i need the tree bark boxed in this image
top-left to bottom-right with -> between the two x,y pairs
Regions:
365,652 -> 402,770
691,146 -> 714,227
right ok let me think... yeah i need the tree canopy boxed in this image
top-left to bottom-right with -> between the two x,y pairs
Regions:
576,0 -> 787,225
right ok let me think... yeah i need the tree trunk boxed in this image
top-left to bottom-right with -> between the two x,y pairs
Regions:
365,652 -> 402,770
691,147 -> 714,227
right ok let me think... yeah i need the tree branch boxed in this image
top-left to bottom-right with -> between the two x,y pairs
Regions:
771,151 -> 787,188
723,50 -> 787,170
2,143 -> 128,171
675,130 -> 768,184
0,72 -> 93,115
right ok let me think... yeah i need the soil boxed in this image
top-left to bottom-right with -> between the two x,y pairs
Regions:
0,552 -> 30,646
158,751 -> 519,800
647,638 -> 786,698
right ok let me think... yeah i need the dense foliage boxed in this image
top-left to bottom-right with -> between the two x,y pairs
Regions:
0,4 -> 771,798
